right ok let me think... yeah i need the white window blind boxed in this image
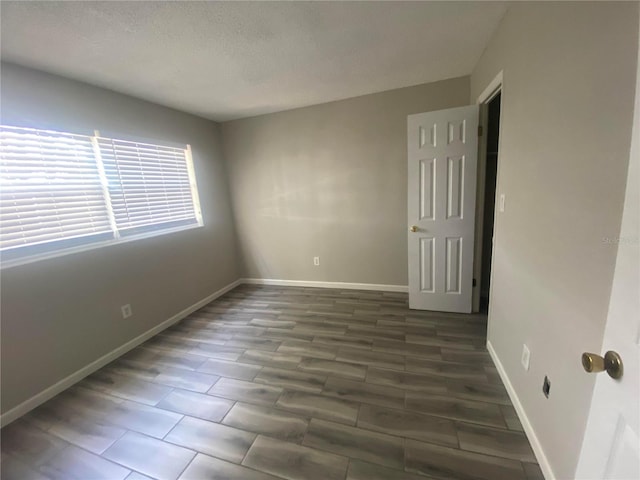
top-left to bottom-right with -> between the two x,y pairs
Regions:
0,125 -> 203,265
0,126 -> 113,252
97,137 -> 200,236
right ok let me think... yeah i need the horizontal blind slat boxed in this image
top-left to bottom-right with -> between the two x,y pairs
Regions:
96,140 -> 184,155
2,206 -> 112,224
109,189 -> 193,198
1,225 -> 112,248
117,216 -> 197,231
112,209 -> 194,220
2,217 -> 112,235
1,200 -> 108,211
100,152 -> 187,164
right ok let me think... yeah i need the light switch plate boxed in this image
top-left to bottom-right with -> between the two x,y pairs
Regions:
521,344 -> 531,371
499,194 -> 506,213
121,304 -> 132,319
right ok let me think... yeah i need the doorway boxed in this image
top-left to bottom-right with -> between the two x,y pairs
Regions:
479,92 -> 501,312
470,84 -> 502,315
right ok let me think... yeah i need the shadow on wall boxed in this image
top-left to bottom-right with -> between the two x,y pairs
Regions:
258,165 -> 383,223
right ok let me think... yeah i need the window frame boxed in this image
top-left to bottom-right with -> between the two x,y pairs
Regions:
0,126 -> 204,270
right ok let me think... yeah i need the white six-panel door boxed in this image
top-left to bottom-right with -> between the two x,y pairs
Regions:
407,105 -> 479,313
574,36 -> 639,479
573,118 -> 639,480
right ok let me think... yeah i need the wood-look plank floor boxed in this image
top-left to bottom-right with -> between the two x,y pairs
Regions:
1,285 -> 543,480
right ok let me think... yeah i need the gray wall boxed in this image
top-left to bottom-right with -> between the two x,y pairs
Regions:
470,3 -> 639,478
222,77 -> 470,285
0,63 -> 241,414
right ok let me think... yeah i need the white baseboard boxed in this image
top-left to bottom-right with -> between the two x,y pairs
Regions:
486,340 -> 555,480
1,277 -> 406,427
0,278 -> 241,428
241,277 -> 409,293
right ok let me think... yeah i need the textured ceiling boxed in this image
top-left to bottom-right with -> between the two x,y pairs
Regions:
1,1 -> 507,121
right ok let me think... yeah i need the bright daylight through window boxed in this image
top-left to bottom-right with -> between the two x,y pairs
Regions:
0,125 -> 203,266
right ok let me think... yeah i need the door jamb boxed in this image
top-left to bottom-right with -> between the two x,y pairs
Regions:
472,71 -> 504,314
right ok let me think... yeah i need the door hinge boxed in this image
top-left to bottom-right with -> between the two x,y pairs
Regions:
472,278 -> 477,287
478,125 -> 483,137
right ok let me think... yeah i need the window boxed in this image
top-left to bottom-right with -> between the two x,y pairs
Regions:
0,125 -> 203,266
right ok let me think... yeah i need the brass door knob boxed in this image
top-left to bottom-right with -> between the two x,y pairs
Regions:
581,351 -> 623,379
410,226 -> 418,232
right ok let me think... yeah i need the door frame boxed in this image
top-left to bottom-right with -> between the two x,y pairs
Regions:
472,70 -> 504,314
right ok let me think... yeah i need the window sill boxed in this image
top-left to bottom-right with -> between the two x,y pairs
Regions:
1,223 -> 204,270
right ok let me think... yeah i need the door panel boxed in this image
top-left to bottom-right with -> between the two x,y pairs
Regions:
446,156 -> 464,219
575,39 -> 639,479
419,237 -> 435,292
445,236 -> 462,294
407,105 -> 478,312
419,159 -> 435,220
603,418 -> 639,479
574,152 -> 639,478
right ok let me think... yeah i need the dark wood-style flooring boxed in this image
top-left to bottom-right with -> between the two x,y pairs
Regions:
1,285 -> 543,480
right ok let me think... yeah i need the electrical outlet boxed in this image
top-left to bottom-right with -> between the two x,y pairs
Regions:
499,193 -> 506,212
543,375 -> 551,398
121,304 -> 132,319
521,344 -> 531,371
313,256 -> 320,266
